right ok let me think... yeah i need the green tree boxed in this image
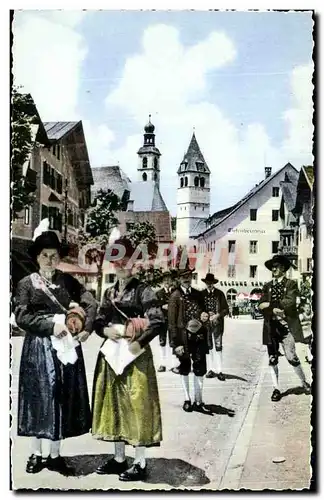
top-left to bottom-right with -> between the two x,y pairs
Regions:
79,188 -> 122,301
11,88 -> 39,219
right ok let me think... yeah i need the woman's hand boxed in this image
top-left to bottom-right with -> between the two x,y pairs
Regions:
200,312 -> 209,323
273,308 -> 285,318
162,304 -> 168,310
103,326 -> 123,342
53,323 -> 69,339
128,341 -> 142,355
259,302 -> 270,310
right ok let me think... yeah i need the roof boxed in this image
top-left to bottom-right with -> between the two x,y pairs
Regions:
292,165 -> 314,218
44,121 -> 79,141
137,145 -> 161,156
44,121 -> 93,186
92,166 -> 131,202
279,169 -> 299,212
177,133 -> 210,174
197,163 -> 298,237
129,181 -> 168,212
302,166 -> 314,189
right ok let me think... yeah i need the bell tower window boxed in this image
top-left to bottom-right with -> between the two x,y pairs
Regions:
154,157 -> 158,169
185,177 -> 188,187
194,176 -> 199,187
180,178 -> 184,188
154,172 -> 157,181
200,177 -> 205,188
142,172 -> 147,181
142,157 -> 147,168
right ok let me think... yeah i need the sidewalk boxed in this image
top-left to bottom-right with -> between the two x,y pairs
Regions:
220,343 -> 313,491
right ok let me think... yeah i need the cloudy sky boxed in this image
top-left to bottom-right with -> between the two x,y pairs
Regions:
12,10 -> 314,216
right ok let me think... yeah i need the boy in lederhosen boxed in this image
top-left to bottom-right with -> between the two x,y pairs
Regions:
259,255 -> 311,402
168,267 -> 211,413
201,273 -> 229,380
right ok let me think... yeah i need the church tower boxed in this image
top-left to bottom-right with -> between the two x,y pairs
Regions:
176,132 -> 210,243
137,115 -> 161,186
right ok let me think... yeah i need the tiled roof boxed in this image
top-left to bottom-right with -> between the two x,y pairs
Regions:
44,121 -> 79,140
129,181 -> 168,211
197,163 -> 298,237
177,133 -> 210,174
91,166 -> 131,201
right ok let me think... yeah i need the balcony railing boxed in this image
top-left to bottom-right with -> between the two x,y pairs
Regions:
279,245 -> 298,256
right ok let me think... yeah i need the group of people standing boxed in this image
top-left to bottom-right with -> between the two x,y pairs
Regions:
12,221 -> 312,483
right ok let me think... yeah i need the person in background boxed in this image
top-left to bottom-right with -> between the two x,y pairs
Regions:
168,267 -> 211,414
156,269 -> 177,372
13,221 -> 97,476
259,255 -> 311,402
299,300 -> 313,364
91,237 -> 164,482
201,273 -> 229,380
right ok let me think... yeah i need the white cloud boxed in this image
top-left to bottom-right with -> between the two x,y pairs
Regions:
12,10 -> 87,121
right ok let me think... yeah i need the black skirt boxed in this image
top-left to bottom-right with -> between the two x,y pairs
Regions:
17,334 -> 91,440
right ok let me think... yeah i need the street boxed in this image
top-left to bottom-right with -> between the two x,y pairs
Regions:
10,317 -> 312,491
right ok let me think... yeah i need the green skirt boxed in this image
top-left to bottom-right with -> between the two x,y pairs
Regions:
91,345 -> 162,447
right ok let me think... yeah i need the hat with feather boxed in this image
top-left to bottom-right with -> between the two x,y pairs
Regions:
28,219 -> 69,261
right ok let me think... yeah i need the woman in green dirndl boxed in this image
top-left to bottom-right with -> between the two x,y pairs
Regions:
92,237 -> 164,482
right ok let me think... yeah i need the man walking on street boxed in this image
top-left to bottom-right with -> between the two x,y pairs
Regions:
168,267 -> 211,414
259,255 -> 311,402
201,273 -> 229,380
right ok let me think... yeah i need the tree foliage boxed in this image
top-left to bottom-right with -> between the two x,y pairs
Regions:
11,88 -> 39,218
125,220 -> 156,247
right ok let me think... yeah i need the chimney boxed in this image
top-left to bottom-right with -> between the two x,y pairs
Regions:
265,167 -> 272,178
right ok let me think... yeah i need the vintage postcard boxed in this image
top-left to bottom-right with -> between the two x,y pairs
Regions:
10,9 -> 314,491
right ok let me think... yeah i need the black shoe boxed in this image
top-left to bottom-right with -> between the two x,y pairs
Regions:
96,458 -> 128,475
119,463 -> 147,482
26,454 -> 43,474
171,366 -> 181,374
217,372 -> 226,381
271,389 -> 281,402
158,365 -> 166,372
182,400 -> 192,412
303,382 -> 311,395
206,370 -> 216,379
46,456 -> 74,476
192,402 -> 213,415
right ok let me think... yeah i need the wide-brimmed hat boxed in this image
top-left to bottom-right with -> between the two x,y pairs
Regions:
28,231 -> 68,261
201,273 -> 219,284
178,266 -> 195,277
264,254 -> 292,272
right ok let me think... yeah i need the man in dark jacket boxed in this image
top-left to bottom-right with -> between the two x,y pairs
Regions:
259,255 -> 311,402
156,270 -> 177,372
168,267 -> 210,413
201,273 -> 229,380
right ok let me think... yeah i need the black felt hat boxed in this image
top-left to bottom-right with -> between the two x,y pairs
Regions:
201,273 -> 219,284
264,254 -> 291,272
28,231 -> 69,261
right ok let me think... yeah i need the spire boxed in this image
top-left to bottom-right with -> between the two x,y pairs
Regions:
177,133 -> 210,174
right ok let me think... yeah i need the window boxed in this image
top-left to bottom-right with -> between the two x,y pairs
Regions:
52,145 -> 56,157
57,145 -> 61,161
180,178 -> 184,188
250,265 -> 257,278
200,177 -> 205,188
228,240 -> 236,253
194,176 -> 199,187
250,209 -> 257,221
142,172 -> 147,181
142,157 -> 147,168
272,241 -> 279,254
154,172 -> 157,181
57,173 -> 63,194
43,161 -> 50,185
24,207 -> 31,225
185,177 -> 188,187
272,187 -> 279,197
41,204 -> 48,219
249,240 -> 258,254
307,258 -> 312,272
154,157 -> 158,169
226,288 -> 237,303
272,210 -> 279,221
48,207 -> 62,231
228,265 -> 236,278
299,228 -> 303,242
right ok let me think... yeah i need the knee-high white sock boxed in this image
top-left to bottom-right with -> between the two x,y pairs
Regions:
207,351 -> 214,372
181,375 -> 190,401
215,350 -> 223,374
50,440 -> 61,459
114,441 -> 126,463
41,439 -> 51,458
30,437 -> 42,457
293,364 -> 307,385
270,365 -> 279,390
193,375 -> 204,404
134,446 -> 146,468
160,345 -> 167,365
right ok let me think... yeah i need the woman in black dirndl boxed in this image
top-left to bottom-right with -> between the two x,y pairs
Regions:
13,222 -> 97,475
